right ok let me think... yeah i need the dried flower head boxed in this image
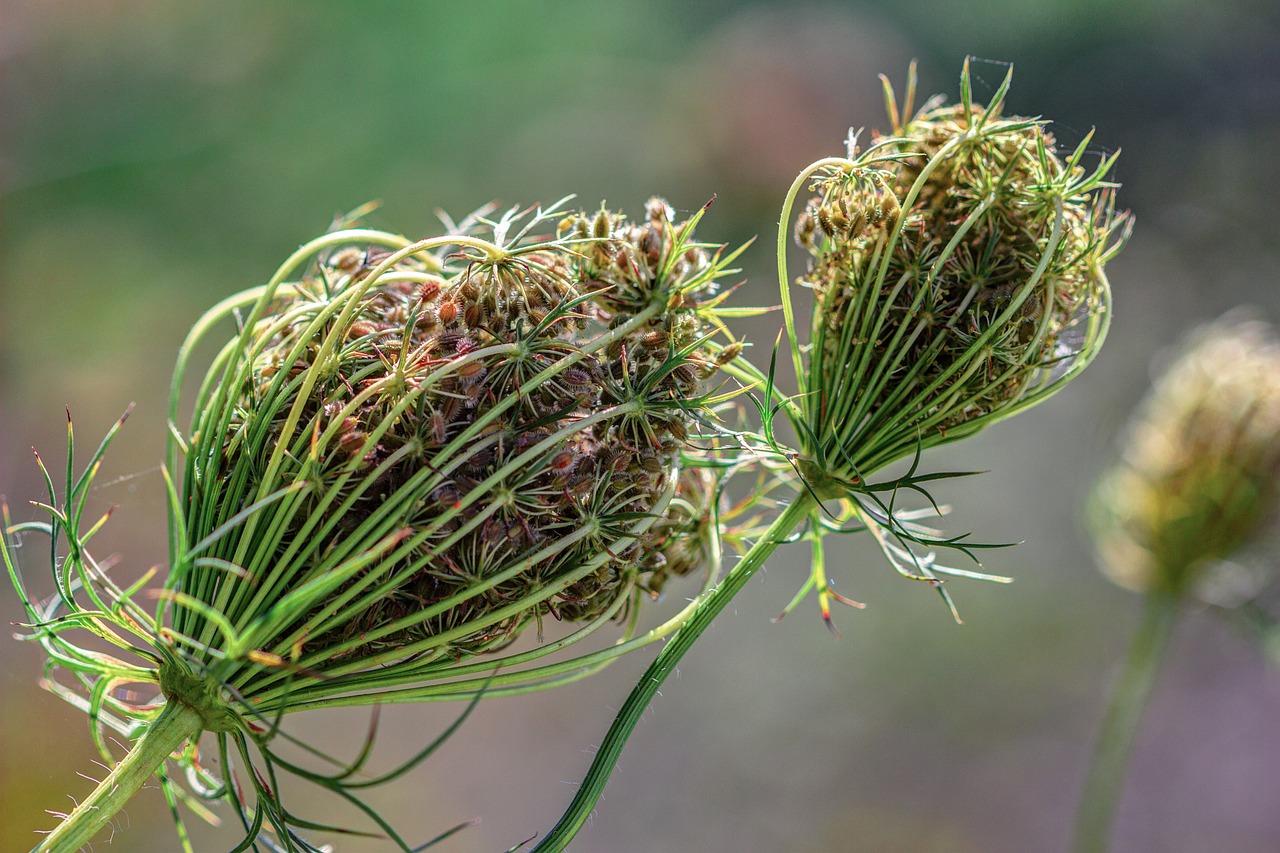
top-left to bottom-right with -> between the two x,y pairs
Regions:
5,197 -> 745,851
1091,317 -> 1280,596
213,203 -> 723,666
782,60 -> 1130,492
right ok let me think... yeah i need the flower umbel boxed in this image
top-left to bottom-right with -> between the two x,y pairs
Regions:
4,197 -> 747,851
769,59 -> 1131,616
786,59 -> 1131,487
187,199 -> 727,672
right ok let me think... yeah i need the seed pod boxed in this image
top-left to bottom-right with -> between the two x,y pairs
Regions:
331,247 -> 366,273
669,362 -> 701,397
794,207 -> 818,249
641,329 -> 669,351
640,227 -> 663,262
350,319 -> 389,340
639,466 -> 719,597
337,426 -> 367,459
429,409 -> 449,445
716,340 -> 744,365
645,196 -> 673,223
456,359 -> 487,386
549,449 -> 578,479
415,304 -> 441,334
816,204 -> 839,238
437,297 -> 458,325
458,278 -> 480,302
592,208 -> 613,240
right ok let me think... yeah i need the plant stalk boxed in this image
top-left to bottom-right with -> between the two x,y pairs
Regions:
33,700 -> 203,853
1073,590 -> 1180,853
532,491 -> 817,851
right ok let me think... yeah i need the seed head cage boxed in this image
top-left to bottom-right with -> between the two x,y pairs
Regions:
5,197 -> 748,851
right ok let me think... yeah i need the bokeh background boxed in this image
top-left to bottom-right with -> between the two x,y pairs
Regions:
3,1 -> 1279,851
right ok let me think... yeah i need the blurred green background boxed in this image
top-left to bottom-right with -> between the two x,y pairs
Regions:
3,1 -> 1279,850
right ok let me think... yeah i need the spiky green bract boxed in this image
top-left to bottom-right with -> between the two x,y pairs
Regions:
5,197 -> 746,851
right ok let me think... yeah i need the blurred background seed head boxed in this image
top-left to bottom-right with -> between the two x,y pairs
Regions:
3,1 -> 1280,851
1091,316 -> 1280,596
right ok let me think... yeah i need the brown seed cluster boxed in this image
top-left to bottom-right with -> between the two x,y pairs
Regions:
226,200 -> 728,662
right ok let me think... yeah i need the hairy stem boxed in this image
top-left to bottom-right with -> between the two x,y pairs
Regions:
532,492 -> 817,851
1073,590 -> 1180,853
33,701 -> 203,853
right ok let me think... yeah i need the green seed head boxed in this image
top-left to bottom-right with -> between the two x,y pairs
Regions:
1091,317 -> 1280,596
790,61 -> 1131,483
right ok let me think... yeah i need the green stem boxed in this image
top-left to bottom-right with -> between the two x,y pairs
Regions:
33,701 -> 203,853
532,492 -> 817,852
1073,590 -> 1181,853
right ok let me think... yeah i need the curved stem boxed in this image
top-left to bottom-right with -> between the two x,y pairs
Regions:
532,492 -> 816,852
1073,590 -> 1180,853
33,701 -> 203,853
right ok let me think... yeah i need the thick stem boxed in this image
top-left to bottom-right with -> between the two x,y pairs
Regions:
1073,590 -> 1180,853
532,492 -> 817,851
33,701 -> 203,853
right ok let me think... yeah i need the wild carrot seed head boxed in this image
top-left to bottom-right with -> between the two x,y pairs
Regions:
186,199 -> 736,683
791,61 -> 1131,486
1091,317 -> 1280,596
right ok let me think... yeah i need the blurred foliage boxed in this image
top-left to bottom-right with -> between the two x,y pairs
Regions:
3,0 -> 1280,850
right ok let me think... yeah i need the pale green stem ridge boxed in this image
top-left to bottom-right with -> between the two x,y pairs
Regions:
32,701 -> 203,853
532,492 -> 817,852
1073,591 -> 1180,853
